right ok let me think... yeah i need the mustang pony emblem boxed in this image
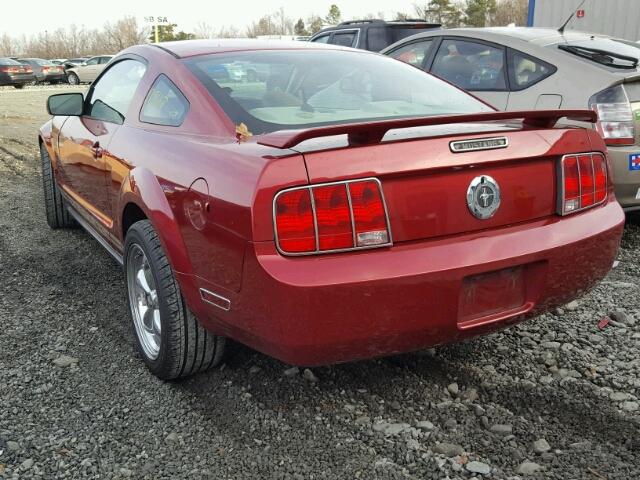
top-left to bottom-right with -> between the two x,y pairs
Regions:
467,175 -> 501,219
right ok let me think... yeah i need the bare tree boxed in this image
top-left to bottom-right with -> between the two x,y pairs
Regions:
194,21 -> 217,39
0,33 -> 15,56
307,15 -> 324,35
492,0 -> 528,26
217,26 -> 241,38
273,8 -> 294,35
101,16 -> 148,52
2,16 -> 149,59
394,12 -> 413,20
246,9 -> 294,37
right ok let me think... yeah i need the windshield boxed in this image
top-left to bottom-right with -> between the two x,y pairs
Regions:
185,50 -> 491,134
555,38 -> 640,70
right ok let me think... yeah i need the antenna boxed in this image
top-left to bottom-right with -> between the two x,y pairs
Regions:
558,0 -> 587,34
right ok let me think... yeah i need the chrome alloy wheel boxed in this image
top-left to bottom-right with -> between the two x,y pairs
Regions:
127,244 -> 161,360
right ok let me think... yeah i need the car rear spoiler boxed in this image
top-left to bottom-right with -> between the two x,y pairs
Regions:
257,109 -> 597,149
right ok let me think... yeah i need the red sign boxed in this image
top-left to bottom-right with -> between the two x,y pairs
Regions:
576,9 -> 585,18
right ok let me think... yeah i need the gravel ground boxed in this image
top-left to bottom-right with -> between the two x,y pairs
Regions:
1,85 -> 639,480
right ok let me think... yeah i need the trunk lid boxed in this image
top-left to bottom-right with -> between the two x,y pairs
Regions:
296,124 -> 593,242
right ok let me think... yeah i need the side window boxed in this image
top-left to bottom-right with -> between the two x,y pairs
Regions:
99,56 -> 112,65
87,59 -> 146,124
367,27 -> 388,52
388,39 -> 434,68
140,75 -> 190,127
331,31 -> 357,48
85,57 -> 99,66
509,50 -> 555,90
311,34 -> 331,44
431,39 -> 506,91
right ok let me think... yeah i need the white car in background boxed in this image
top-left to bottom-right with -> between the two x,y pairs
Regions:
65,55 -> 113,84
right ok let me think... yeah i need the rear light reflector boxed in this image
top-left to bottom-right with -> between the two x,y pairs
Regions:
559,152 -> 608,215
590,85 -> 635,146
274,178 -> 392,255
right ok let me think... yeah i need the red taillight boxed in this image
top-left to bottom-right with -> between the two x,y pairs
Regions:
578,154 -> 595,207
559,152 -> 608,215
349,180 -> 390,247
593,154 -> 607,203
274,188 -> 316,253
590,85 -> 635,146
274,178 -> 392,255
562,155 -> 580,213
313,184 -> 353,251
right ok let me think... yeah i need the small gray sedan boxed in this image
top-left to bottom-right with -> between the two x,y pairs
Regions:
382,27 -> 640,211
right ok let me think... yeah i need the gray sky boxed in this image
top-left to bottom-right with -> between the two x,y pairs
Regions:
0,0 -> 420,37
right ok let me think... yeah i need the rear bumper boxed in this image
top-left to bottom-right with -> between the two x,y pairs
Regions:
42,73 -> 66,82
0,73 -> 34,85
609,145 -> 640,210
195,201 -> 624,366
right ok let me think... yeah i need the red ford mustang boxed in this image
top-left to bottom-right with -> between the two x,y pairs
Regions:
39,40 -> 624,379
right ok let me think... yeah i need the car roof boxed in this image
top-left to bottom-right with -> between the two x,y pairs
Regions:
150,39 -> 354,58
384,26 -> 620,48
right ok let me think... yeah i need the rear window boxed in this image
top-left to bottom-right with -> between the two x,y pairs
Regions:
331,31 -> 357,48
185,50 -> 491,135
0,58 -> 21,65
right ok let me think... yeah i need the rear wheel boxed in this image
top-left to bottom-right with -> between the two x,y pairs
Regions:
124,220 -> 225,379
67,72 -> 79,85
40,143 -> 75,228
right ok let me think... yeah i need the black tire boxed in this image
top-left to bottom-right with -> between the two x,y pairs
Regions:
40,143 -> 75,228
124,220 -> 225,379
67,72 -> 79,85
13,84 -> 24,89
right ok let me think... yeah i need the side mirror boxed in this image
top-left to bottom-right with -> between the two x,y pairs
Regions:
47,93 -> 84,116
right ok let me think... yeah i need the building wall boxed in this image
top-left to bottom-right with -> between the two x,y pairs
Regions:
530,0 -> 640,41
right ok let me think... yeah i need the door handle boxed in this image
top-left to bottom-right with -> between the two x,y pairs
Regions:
91,141 -> 103,159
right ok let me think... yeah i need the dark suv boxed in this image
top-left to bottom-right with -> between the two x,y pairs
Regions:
309,19 -> 440,52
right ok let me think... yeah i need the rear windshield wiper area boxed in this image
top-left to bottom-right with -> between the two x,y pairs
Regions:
558,44 -> 639,69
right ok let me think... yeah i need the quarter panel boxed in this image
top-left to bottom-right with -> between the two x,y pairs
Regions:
105,125 -> 296,294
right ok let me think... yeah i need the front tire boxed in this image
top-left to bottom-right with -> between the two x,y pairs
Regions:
67,72 -> 79,85
124,220 -> 225,379
13,84 -> 24,89
40,143 -> 75,228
